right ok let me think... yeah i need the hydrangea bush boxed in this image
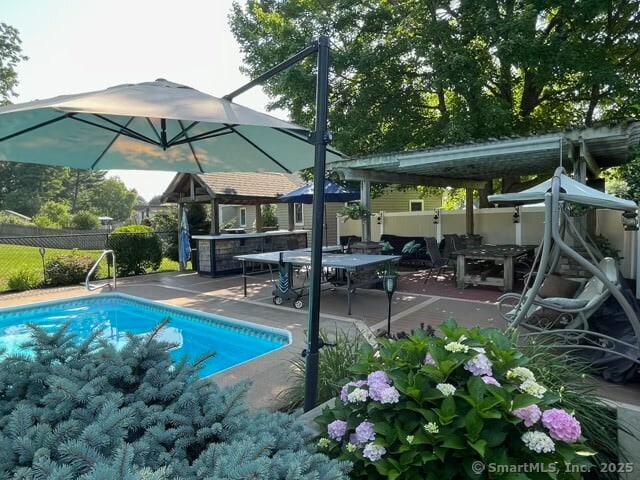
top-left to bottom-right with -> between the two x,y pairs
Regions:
315,320 -> 595,479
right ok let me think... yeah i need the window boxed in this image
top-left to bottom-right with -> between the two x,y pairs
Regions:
409,200 -> 423,212
294,203 -> 304,225
239,207 -> 247,226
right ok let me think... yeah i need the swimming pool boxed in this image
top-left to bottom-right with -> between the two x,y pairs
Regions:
0,293 -> 291,377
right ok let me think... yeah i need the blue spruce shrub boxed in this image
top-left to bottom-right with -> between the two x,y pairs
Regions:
0,321 -> 351,479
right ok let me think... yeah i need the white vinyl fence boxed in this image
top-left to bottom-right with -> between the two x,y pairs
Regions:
336,206 -> 637,280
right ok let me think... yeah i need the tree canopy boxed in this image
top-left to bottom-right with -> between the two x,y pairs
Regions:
0,22 -> 27,105
0,163 -> 138,221
230,0 -> 640,159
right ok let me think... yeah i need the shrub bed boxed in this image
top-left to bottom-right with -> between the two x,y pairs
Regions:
316,320 -> 601,479
44,251 -> 95,286
107,225 -> 163,276
0,321 -> 351,479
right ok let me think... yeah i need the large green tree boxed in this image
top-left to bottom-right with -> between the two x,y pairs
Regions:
77,177 -> 138,222
0,22 -> 27,105
230,0 -> 640,157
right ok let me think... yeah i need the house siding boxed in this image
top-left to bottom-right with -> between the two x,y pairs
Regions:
371,188 -> 441,213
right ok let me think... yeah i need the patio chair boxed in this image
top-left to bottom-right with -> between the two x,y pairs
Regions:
340,235 -> 361,253
423,236 -> 451,283
498,257 -> 619,332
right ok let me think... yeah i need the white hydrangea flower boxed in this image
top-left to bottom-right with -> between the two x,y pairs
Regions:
346,443 -> 358,453
406,435 -> 414,444
317,438 -> 330,448
519,379 -> 547,399
507,367 -> 536,382
522,431 -> 555,453
436,383 -> 456,396
444,341 -> 469,353
423,422 -> 439,434
347,387 -> 369,403
362,443 -> 386,462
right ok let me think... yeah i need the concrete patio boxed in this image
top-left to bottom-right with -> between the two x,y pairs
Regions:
0,269 -> 638,412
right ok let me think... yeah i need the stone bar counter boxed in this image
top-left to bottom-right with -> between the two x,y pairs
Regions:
192,230 -> 308,277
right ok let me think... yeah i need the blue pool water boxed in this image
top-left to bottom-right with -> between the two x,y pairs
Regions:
0,293 -> 290,377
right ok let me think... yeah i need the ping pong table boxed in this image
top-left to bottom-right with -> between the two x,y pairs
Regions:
234,250 -> 401,315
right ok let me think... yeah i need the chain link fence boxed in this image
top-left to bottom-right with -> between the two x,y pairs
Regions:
0,230 -> 182,293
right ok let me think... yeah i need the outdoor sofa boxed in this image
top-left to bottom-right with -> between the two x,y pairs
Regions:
379,234 -> 432,268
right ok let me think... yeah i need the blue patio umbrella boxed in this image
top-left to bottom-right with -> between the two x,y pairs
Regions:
278,179 -> 360,204
179,209 -> 191,270
279,179 -> 360,246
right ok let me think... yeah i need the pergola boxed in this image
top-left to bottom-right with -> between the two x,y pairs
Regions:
330,121 -> 640,240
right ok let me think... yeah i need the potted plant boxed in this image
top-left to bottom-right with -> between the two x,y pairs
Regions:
338,203 -> 371,222
338,204 -> 373,248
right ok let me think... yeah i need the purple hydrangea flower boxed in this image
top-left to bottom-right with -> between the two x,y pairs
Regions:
481,375 -> 501,387
327,419 -> 347,441
367,371 -> 391,402
541,408 -> 582,443
513,404 -> 542,427
340,380 -> 367,403
424,352 -> 437,366
354,421 -> 376,444
464,353 -> 493,376
362,443 -> 386,462
367,370 -> 390,386
378,386 -> 400,404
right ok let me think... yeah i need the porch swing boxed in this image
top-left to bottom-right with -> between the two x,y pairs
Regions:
490,166 -> 640,382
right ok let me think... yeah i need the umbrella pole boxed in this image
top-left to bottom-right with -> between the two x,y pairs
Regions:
324,203 -> 328,247
304,36 -> 330,412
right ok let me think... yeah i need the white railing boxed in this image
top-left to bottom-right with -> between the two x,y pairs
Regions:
86,250 -> 116,291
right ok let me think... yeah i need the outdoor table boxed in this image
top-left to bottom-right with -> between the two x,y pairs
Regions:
453,244 -> 534,292
234,250 -> 400,315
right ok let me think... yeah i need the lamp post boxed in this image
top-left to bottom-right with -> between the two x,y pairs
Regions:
382,272 -> 398,336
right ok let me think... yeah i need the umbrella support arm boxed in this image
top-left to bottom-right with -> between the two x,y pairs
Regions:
224,42 -> 320,102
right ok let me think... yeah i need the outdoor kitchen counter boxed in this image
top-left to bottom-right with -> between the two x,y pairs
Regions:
192,230 -> 308,277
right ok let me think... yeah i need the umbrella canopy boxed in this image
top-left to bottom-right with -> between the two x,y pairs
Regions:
179,209 -> 191,270
278,179 -> 360,204
0,79 -> 343,173
488,171 -> 637,211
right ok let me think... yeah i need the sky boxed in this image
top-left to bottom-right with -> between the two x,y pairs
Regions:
4,0 -> 288,202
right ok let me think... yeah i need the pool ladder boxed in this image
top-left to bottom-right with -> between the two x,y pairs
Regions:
86,250 -> 117,291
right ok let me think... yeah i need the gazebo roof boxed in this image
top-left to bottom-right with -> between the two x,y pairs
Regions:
330,122 -> 640,188
162,172 -> 303,205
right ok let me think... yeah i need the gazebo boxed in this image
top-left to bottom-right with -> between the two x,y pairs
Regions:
161,172 -> 302,234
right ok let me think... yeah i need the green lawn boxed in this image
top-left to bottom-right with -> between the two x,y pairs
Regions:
0,244 -> 183,293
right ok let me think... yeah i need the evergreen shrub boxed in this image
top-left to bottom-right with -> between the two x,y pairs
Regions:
0,321 -> 351,479
107,225 -> 163,276
71,210 -> 100,230
7,269 -> 41,291
45,251 -> 95,286
316,320 -> 598,479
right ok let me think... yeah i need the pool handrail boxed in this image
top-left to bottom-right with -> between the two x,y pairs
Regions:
86,250 -> 116,291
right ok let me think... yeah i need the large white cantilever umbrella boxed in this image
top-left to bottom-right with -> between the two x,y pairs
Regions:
0,37 -> 334,413
0,78 -> 343,172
